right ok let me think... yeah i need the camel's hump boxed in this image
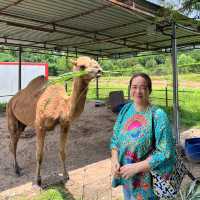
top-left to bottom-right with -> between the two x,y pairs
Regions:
26,75 -> 47,90
10,75 -> 48,126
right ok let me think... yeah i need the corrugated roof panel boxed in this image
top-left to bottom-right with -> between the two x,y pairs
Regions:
0,0 -> 198,57
4,0 -> 105,22
0,0 -> 18,9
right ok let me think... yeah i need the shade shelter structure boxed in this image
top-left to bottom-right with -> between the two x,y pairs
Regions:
0,0 -> 199,143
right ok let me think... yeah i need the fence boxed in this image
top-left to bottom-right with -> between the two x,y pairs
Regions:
85,77 -> 195,108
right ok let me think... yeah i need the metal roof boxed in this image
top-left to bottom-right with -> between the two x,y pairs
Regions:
0,0 -> 199,58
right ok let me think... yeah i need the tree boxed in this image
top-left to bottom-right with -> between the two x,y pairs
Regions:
178,53 -> 195,65
181,0 -> 200,16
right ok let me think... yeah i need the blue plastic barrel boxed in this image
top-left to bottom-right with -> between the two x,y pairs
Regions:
185,138 -> 200,162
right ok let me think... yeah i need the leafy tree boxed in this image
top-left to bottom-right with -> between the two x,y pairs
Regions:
190,50 -> 200,62
181,0 -> 200,15
178,53 -> 195,65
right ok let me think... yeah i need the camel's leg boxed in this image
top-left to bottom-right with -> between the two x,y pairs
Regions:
60,124 -> 70,182
9,128 -> 22,176
35,129 -> 45,186
7,103 -> 25,176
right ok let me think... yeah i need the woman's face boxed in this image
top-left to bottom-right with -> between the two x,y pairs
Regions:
130,76 -> 150,106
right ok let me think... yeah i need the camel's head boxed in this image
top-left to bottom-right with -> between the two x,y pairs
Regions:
73,56 -> 102,82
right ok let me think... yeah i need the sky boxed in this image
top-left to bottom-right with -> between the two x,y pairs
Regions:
148,0 -> 199,19
148,0 -> 179,7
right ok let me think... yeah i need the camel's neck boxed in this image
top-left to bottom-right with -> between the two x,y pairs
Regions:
69,78 -> 89,120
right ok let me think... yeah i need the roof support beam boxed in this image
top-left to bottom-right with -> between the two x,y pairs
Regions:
150,34 -> 200,50
0,41 -> 105,57
105,0 -> 155,19
1,19 -> 94,39
59,31 -> 146,48
41,20 -> 144,43
0,0 -> 25,12
52,4 -> 112,23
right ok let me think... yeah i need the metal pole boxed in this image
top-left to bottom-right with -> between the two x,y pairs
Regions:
18,46 -> 22,91
96,77 -> 99,100
171,22 -> 180,144
96,56 -> 99,100
128,85 -> 130,100
66,48 -> 69,71
165,86 -> 168,107
75,47 -> 78,58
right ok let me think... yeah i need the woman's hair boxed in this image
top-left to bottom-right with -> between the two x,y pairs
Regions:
129,73 -> 152,94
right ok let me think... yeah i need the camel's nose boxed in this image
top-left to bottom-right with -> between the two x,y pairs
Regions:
97,69 -> 102,73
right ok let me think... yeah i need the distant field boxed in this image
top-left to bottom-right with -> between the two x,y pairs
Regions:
60,74 -> 200,129
1,74 -> 200,129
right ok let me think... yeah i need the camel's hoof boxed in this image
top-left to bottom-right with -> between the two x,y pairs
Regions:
63,175 -> 69,183
36,176 -> 42,186
15,165 -> 22,176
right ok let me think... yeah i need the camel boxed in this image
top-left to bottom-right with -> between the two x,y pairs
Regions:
7,56 -> 102,186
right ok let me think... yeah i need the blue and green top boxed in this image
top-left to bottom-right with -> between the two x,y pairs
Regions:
110,102 -> 176,200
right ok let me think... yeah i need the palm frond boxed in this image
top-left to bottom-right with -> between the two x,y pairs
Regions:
48,71 -> 88,85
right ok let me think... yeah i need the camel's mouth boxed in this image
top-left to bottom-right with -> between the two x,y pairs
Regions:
96,72 -> 102,78
95,69 -> 102,78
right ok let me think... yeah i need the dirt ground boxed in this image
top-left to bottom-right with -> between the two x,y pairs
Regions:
0,101 -> 200,200
0,101 -> 121,199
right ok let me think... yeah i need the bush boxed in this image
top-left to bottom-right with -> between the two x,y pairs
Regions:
0,103 -> 7,112
179,63 -> 200,73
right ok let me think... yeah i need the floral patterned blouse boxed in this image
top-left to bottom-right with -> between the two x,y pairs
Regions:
110,102 -> 176,200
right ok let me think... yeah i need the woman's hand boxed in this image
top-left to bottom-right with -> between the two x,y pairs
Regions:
111,149 -> 120,178
111,158 -> 120,178
120,160 -> 150,179
120,163 -> 140,179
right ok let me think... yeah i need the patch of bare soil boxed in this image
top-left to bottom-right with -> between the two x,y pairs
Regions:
0,101 -> 122,199
152,80 -> 200,88
0,101 -> 199,200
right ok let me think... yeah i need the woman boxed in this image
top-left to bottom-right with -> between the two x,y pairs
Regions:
110,73 -> 176,200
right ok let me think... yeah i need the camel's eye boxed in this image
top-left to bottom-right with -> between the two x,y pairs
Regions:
79,65 -> 85,70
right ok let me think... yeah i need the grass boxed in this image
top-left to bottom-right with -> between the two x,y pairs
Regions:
151,73 -> 200,82
32,186 -> 72,200
0,102 -> 6,112
10,185 -> 75,200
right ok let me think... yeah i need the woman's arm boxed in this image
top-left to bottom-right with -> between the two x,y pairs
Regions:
120,108 -> 175,179
110,103 -> 131,176
111,148 -> 120,177
120,159 -> 150,179
147,108 -> 176,171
